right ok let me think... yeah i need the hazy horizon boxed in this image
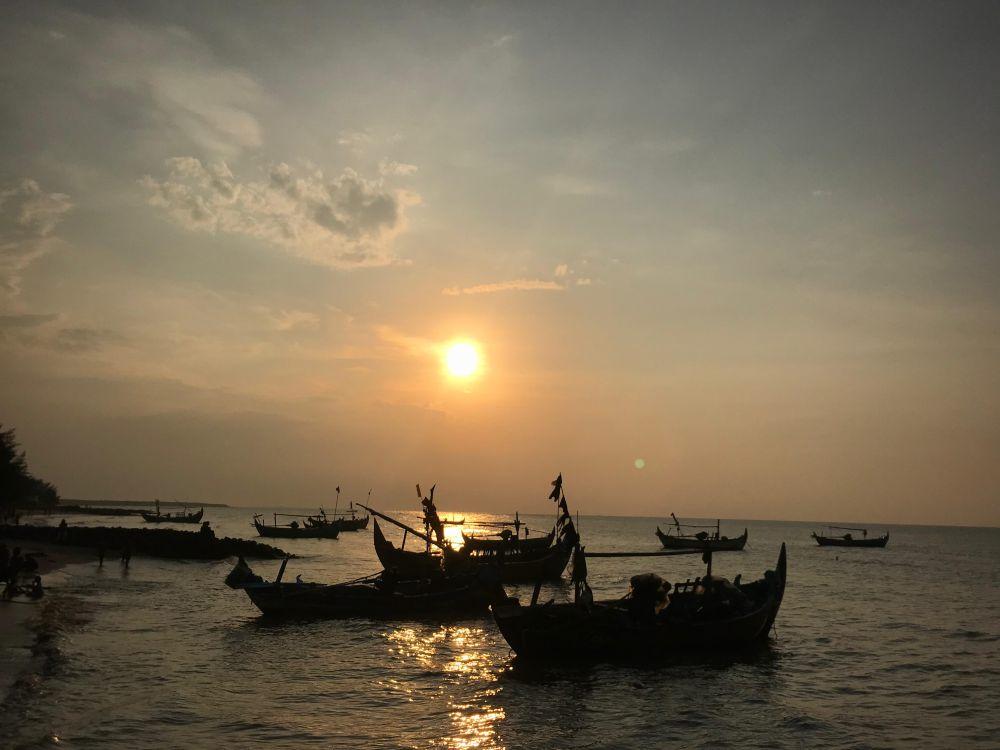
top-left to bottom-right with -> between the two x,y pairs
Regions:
2,2 -> 998,527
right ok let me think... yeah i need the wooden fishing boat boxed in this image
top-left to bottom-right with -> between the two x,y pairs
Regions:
334,514 -> 370,531
362,476 -> 576,584
655,514 -> 748,551
141,501 -> 204,524
372,518 -> 448,575
812,526 -> 889,548
225,558 -> 502,619
492,544 -> 787,661
307,489 -> 370,532
253,513 -> 340,539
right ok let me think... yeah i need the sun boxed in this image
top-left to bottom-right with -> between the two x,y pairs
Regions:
444,341 -> 481,379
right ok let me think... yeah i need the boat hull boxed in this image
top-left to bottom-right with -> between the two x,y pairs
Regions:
336,515 -> 370,532
373,519 -> 571,583
812,533 -> 888,548
655,527 -> 748,551
142,509 -> 204,524
492,544 -> 786,661
241,576 -> 500,619
254,520 -> 340,539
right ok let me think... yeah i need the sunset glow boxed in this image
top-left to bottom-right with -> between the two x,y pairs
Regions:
444,341 -> 481,379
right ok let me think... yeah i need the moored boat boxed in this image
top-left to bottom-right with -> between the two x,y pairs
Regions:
362,474 -> 577,584
253,513 -> 340,539
655,514 -> 748,551
225,558 -> 502,619
141,500 -> 204,524
492,544 -> 787,661
811,526 -> 889,548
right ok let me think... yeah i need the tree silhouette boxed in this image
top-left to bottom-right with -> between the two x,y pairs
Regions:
0,424 -> 59,518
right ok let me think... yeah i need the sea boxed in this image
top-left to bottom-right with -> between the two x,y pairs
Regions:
3,507 -> 998,749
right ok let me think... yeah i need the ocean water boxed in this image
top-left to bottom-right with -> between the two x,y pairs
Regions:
4,508 -> 999,749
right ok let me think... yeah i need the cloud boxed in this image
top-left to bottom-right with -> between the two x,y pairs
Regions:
0,312 -> 59,329
51,327 -> 127,353
442,279 -> 566,296
575,277 -> 592,286
379,159 -> 418,177
90,20 -> 264,156
492,34 -> 515,48
0,179 -> 73,295
266,309 -> 321,332
337,130 -> 373,150
554,264 -> 569,277
142,158 -> 416,268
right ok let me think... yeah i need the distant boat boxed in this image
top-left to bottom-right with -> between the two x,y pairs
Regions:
310,489 -> 370,532
141,500 -> 204,524
225,558 -> 502,618
655,514 -> 748,551
492,544 -> 787,660
812,526 -> 889,548
253,512 -> 340,539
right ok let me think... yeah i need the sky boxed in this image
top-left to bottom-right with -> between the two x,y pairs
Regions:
1,1 -> 998,526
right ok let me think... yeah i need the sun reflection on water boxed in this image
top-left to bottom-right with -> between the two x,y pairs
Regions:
384,624 -> 506,749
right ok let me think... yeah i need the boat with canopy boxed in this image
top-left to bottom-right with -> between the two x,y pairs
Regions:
655,514 -> 748,551
811,526 -> 889,548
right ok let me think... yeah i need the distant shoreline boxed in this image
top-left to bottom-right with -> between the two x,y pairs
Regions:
61,499 -> 230,508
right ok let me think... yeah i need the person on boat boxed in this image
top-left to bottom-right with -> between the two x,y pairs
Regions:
421,494 -> 444,544
628,573 -> 671,624
199,521 -> 215,539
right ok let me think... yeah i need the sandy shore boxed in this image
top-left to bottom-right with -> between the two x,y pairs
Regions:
0,538 -> 94,704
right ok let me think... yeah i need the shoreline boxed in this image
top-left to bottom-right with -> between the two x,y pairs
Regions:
0,539 -> 93,711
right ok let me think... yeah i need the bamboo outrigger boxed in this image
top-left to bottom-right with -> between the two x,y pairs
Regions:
811,526 -> 889,548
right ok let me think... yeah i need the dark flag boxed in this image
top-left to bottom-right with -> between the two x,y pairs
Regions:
558,497 -> 569,515
549,473 -> 563,501
336,486 -> 340,494
429,484 -> 436,501
416,484 -> 422,498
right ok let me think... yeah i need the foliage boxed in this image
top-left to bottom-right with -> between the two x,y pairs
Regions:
0,424 -> 60,515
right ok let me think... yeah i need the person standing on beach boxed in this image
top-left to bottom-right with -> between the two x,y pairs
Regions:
120,540 -> 132,569
98,543 -> 106,568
